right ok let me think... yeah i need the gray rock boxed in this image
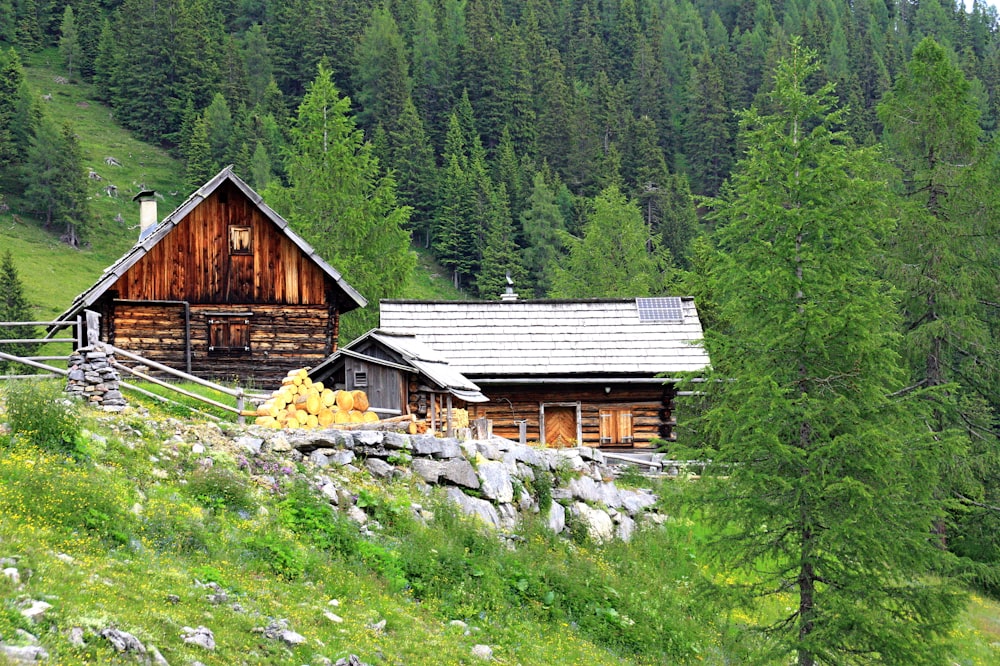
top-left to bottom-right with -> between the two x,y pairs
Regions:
572,502 -> 615,543
410,435 -> 442,456
448,620 -> 468,631
511,445 -> 544,468
3,567 -> 19,585
441,459 -> 480,489
309,450 -> 330,466
475,441 -> 500,460
446,487 -> 500,528
180,626 -> 215,650
279,630 -> 306,646
566,476 -> 602,504
14,629 -> 37,643
497,503 -> 518,530
320,483 -> 340,503
365,458 -> 394,479
383,432 -> 411,450
100,628 -> 146,653
236,436 -> 264,455
547,502 -> 566,534
19,601 -> 51,621
434,438 -> 463,460
620,489 -> 658,515
347,505 -> 368,526
331,450 -> 356,466
411,458 -> 443,484
335,656 -> 371,666
68,627 -> 85,647
598,482 -> 624,509
0,644 -> 49,662
471,644 -> 493,660
514,462 -> 535,482
150,645 -> 170,665
477,461 -> 513,503
616,514 -> 636,542
353,431 -> 384,447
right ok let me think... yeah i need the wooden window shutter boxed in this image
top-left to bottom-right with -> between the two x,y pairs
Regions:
208,314 -> 251,354
618,410 -> 633,445
599,410 -> 613,444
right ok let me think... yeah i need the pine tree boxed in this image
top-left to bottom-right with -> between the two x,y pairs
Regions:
549,185 -> 668,298
684,50 -> 733,196
265,63 -> 414,340
0,249 -> 38,374
520,171 -> 566,296
202,92 -> 233,167
878,37 -> 1000,575
389,97 -> 438,246
22,119 -> 88,247
183,115 -> 213,189
691,40 -> 965,666
248,140 -> 272,191
475,182 -> 528,300
58,5 -> 81,79
353,4 -> 412,135
0,48 -> 35,187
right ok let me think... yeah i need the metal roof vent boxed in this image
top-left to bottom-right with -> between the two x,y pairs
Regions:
501,271 -> 518,302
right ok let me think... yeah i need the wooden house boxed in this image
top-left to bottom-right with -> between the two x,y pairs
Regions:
307,330 -> 487,426
53,167 -> 366,383
377,298 -> 710,449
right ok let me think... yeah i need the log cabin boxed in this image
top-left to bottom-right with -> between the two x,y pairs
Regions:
377,297 -> 711,450
52,166 -> 367,384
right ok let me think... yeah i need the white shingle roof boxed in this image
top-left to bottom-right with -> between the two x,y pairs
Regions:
379,298 -> 710,377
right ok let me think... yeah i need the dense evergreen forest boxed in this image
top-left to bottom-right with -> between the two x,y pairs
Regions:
2,1 -> 1000,661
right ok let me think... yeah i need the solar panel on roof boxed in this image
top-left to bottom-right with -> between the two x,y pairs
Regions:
636,297 -> 684,322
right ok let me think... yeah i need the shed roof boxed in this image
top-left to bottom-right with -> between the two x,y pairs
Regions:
52,166 -> 367,326
378,298 -> 710,378
308,329 -> 487,402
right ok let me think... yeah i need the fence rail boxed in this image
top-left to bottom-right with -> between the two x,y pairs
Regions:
0,311 -> 252,424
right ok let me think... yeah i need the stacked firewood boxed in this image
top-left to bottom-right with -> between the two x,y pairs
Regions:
254,368 -> 380,430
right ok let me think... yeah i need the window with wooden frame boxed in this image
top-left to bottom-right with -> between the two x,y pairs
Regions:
599,408 -> 634,445
207,313 -> 252,354
228,225 -> 252,255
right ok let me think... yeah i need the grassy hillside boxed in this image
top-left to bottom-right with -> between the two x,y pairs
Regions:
1,48 -> 463,323
0,383 -> 997,665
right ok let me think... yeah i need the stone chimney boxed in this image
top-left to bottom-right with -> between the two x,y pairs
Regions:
132,190 -> 158,240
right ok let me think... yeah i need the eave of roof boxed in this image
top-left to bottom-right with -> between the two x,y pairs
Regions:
51,166 -> 367,329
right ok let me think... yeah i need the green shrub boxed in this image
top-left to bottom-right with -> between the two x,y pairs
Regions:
142,492 -> 213,554
242,531 -> 306,580
184,467 -> 255,513
278,482 -> 359,557
3,379 -> 84,456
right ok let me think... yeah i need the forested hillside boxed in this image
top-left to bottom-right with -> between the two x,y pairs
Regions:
1,2 -> 1000,662
2,0 -> 999,299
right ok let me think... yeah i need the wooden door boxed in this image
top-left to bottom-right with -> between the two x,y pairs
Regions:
543,405 -> 578,447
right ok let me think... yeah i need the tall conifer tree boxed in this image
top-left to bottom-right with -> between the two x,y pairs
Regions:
691,41 -> 964,666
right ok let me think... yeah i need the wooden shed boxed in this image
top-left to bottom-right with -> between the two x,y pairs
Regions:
307,330 -> 487,428
52,167 -> 366,383
378,298 -> 710,449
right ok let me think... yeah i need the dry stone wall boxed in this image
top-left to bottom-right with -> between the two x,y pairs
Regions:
251,427 -> 664,543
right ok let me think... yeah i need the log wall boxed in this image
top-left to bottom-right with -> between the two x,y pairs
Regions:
108,302 -> 334,385
468,383 -> 677,449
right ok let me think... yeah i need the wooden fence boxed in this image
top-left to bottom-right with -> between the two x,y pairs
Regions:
0,311 -> 256,423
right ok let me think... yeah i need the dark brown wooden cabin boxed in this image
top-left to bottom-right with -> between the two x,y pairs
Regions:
53,167 -> 366,384
378,298 -> 710,450
307,330 -> 487,428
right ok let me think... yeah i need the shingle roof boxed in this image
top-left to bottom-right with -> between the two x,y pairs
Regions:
378,298 -> 710,378
51,166 -> 366,328
308,329 -> 487,402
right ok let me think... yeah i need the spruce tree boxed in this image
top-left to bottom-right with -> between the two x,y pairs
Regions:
58,5 -> 81,79
520,171 -> 566,296
549,185 -> 668,298
0,249 -> 38,374
475,182 -> 528,300
22,118 -> 88,246
265,63 -> 414,340
691,41 -> 965,666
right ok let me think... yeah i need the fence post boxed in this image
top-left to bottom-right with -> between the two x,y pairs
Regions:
236,388 -> 246,425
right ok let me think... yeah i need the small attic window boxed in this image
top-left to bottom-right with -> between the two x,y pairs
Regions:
354,371 -> 368,388
229,225 -> 252,255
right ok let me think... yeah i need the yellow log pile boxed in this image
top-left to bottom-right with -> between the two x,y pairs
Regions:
253,368 -> 381,430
